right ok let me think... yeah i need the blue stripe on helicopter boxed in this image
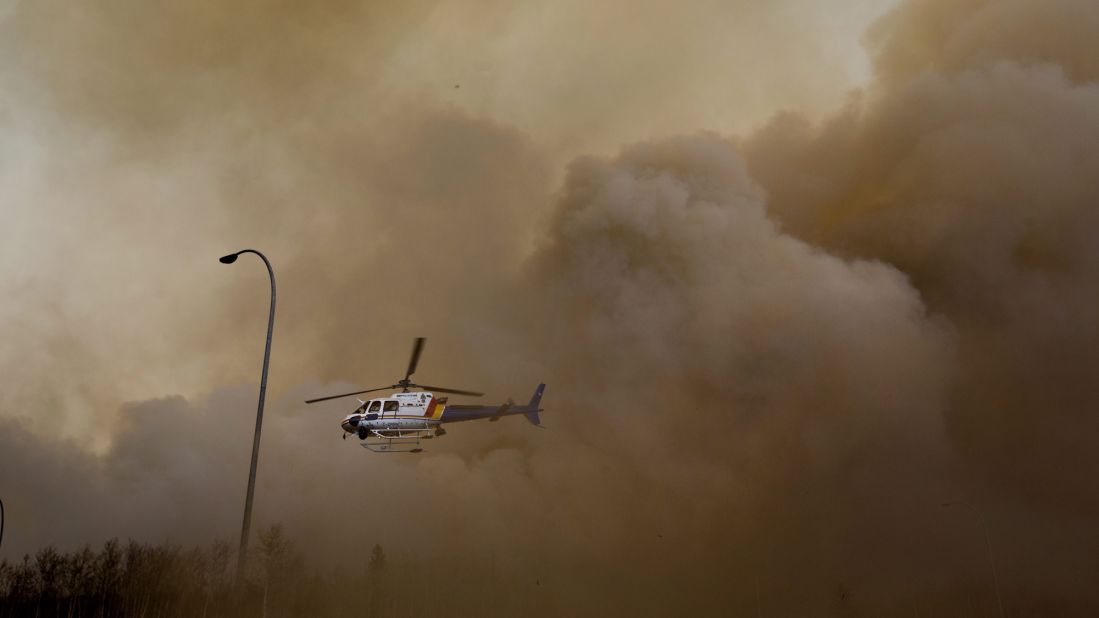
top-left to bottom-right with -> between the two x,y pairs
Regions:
440,406 -> 504,422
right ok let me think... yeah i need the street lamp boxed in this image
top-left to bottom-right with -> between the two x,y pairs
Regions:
220,249 -> 276,584
942,501 -> 1005,618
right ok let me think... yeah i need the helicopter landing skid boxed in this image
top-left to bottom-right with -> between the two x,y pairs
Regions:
360,429 -> 433,453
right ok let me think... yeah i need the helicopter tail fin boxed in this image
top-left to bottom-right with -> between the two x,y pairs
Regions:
523,384 -> 545,427
527,383 -> 545,409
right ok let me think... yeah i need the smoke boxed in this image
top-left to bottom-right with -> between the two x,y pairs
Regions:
745,0 -> 1099,514
2,0 -> 1099,614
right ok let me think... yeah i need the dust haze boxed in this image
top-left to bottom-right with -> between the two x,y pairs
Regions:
2,0 -> 1099,615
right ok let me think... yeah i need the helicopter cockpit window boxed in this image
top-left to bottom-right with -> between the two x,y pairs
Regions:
383,400 -> 399,412
367,401 -> 382,413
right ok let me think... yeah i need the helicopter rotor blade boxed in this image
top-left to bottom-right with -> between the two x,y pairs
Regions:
308,337 -> 483,404
405,337 -> 426,381
305,385 -> 398,404
411,384 -> 484,397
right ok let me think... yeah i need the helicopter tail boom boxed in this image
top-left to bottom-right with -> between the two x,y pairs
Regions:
438,383 -> 546,425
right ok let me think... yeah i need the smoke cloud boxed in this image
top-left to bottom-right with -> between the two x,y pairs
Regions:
2,0 -> 1099,614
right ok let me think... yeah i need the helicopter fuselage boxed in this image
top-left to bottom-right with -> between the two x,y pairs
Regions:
339,385 -> 546,451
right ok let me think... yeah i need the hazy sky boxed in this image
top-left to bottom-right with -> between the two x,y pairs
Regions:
3,1 -> 1099,615
0,0 -> 898,442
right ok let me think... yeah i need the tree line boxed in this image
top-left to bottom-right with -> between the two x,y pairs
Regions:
0,525 -> 391,618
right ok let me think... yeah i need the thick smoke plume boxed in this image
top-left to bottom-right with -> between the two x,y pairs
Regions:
2,0 -> 1099,615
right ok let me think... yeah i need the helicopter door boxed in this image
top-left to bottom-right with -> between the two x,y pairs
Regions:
382,400 -> 400,418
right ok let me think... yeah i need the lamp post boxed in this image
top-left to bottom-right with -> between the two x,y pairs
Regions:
220,249 -> 276,584
942,501 -> 1005,618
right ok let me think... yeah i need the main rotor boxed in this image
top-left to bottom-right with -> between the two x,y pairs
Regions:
305,337 -> 484,404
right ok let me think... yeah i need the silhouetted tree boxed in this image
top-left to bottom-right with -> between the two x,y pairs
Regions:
62,545 -> 96,616
203,539 -> 230,617
367,544 -> 387,617
36,546 -> 65,615
96,538 -> 124,616
258,524 -> 304,617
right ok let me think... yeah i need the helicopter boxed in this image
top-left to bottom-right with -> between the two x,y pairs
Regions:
305,338 -> 546,453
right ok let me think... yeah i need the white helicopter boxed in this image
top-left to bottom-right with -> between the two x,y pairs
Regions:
305,338 -> 545,453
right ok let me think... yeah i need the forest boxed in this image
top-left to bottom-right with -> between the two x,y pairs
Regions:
0,526 -> 397,618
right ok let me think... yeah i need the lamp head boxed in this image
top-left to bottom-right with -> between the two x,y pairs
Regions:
219,253 -> 240,264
